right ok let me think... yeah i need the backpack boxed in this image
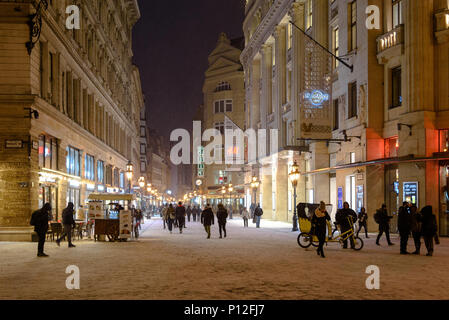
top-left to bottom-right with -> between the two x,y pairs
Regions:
374,210 -> 381,224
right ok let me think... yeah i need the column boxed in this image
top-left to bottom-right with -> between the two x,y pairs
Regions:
260,44 -> 273,128
251,58 -> 261,130
404,0 -> 435,112
275,159 -> 289,221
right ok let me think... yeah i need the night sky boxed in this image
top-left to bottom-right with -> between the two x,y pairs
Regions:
132,0 -> 245,140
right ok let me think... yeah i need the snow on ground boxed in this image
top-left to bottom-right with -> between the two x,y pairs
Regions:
0,217 -> 448,300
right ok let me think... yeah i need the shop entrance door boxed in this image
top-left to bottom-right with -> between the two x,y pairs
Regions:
439,162 -> 449,236
39,185 -> 58,220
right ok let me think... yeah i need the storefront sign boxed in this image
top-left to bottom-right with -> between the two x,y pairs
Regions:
357,185 -> 364,212
338,187 -> 343,209
119,210 -> 132,239
5,140 -> 23,149
304,90 -> 329,108
403,182 -> 418,207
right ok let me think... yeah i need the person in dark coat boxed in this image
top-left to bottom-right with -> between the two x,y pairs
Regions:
186,205 -> 192,222
217,203 -> 228,238
56,202 -> 76,248
254,204 -> 263,228
335,202 -> 357,249
410,205 -> 422,255
192,206 -> 197,222
421,206 -> 438,256
30,203 -> 52,257
356,207 -> 369,238
175,202 -> 186,234
375,204 -> 394,246
167,204 -> 176,234
398,201 -> 412,254
312,201 -> 331,258
201,204 -> 214,239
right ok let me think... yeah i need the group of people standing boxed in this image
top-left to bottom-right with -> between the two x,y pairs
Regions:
159,202 -> 264,239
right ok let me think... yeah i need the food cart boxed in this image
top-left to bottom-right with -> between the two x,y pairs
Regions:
87,193 -> 135,242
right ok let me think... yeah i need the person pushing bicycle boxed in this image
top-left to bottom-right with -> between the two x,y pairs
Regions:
335,202 -> 358,249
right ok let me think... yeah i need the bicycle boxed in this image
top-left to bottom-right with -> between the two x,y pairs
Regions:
297,216 -> 364,251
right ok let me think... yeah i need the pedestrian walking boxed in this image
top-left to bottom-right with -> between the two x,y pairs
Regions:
175,202 -> 186,234
167,204 -> 176,234
312,201 -> 331,258
186,205 -> 192,222
375,204 -> 395,246
228,204 -> 233,220
254,204 -> 263,228
217,203 -> 228,238
161,205 -> 168,229
192,206 -> 197,222
30,203 -> 52,257
410,204 -> 422,255
136,209 -> 143,230
335,202 -> 357,249
56,202 -> 76,248
356,207 -> 369,238
250,203 -> 256,219
201,204 -> 214,239
421,206 -> 438,256
241,207 -> 250,227
398,201 -> 412,254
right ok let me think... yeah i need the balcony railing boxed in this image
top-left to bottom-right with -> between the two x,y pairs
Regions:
377,25 -> 404,54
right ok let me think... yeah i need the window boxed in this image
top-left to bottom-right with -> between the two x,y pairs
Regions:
85,154 -> 95,181
350,152 -> 356,164
97,160 -> 104,184
392,0 -> 403,28
214,122 -> 225,135
348,82 -> 357,119
140,143 -> 146,155
348,1 -> 357,52
333,99 -> 339,130
214,100 -> 232,113
439,130 -> 449,152
385,137 -> 399,158
66,146 -> 81,177
215,82 -> 231,92
140,126 -> 146,137
306,0 -> 313,30
120,172 -> 125,189
140,161 -> 146,173
391,67 -> 402,109
38,135 -> 58,170
332,27 -> 339,68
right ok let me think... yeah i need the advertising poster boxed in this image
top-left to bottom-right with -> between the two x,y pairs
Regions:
338,187 -> 343,209
403,182 -> 418,207
119,210 -> 132,239
88,201 -> 103,220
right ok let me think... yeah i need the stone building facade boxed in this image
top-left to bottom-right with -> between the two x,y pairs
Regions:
241,0 -> 449,235
199,33 -> 246,205
0,0 -> 144,241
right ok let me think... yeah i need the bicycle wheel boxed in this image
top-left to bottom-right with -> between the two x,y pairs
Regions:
352,236 -> 364,251
297,233 -> 312,248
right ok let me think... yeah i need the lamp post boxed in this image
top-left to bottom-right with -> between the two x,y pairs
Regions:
250,176 -> 259,210
126,161 -> 133,194
221,186 -> 226,204
289,161 -> 300,232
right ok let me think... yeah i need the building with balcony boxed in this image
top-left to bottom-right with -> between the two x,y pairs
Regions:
241,0 -> 449,235
199,33 -> 246,207
0,0 -> 144,241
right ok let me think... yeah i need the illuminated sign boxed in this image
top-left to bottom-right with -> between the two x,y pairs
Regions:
195,179 -> 202,186
97,185 -> 105,192
304,90 -> 329,107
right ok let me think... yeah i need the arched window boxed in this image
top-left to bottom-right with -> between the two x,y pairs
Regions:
215,81 -> 231,92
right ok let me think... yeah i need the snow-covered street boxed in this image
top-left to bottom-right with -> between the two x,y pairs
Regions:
1,217 -> 448,300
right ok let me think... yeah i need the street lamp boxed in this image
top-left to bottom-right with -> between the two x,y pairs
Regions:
126,161 -> 133,193
289,161 -> 300,232
221,186 -> 226,204
250,176 -> 259,208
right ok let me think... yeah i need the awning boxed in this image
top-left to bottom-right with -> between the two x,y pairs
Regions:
88,193 -> 135,201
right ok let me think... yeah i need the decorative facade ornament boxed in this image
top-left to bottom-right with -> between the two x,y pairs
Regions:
26,0 -> 49,55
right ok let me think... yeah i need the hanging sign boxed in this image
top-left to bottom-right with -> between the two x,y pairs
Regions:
304,90 -> 329,108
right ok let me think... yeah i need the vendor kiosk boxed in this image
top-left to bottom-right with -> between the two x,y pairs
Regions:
87,193 -> 135,242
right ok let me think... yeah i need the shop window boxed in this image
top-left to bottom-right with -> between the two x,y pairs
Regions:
385,137 -> 399,158
439,130 -> 449,152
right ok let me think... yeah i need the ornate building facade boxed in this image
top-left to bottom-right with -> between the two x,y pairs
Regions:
0,0 -> 144,240
241,0 -> 449,235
